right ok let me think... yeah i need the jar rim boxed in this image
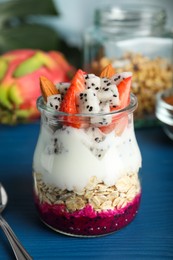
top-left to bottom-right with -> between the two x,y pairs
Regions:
156,88 -> 173,126
156,88 -> 173,110
37,93 -> 137,118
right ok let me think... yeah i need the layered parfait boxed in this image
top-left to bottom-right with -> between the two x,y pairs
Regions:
33,64 -> 142,236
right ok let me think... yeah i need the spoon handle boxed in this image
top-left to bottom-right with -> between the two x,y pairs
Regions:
0,215 -> 32,260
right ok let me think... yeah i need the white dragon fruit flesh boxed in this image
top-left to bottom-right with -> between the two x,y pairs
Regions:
111,72 -> 132,86
100,77 -> 112,89
85,127 -> 106,144
75,74 -> 120,126
83,127 -> 110,160
56,82 -> 70,99
45,136 -> 68,155
89,146 -> 106,159
47,94 -> 62,110
98,84 -> 119,107
91,102 -> 112,126
84,74 -> 101,91
76,89 -> 100,113
45,71 -> 124,130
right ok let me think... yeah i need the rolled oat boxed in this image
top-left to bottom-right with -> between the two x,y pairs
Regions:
34,172 -> 140,212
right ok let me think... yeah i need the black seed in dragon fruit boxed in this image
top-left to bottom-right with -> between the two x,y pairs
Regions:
84,74 -> 101,91
100,77 -> 112,89
91,102 -> 112,126
111,72 -> 132,85
47,94 -> 62,110
76,89 -> 100,113
45,135 -> 68,155
56,82 -> 70,99
90,146 -> 105,159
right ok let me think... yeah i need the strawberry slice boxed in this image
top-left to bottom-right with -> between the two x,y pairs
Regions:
99,121 -> 116,134
114,115 -> 129,135
114,76 -> 132,111
100,76 -> 132,134
60,69 -> 85,128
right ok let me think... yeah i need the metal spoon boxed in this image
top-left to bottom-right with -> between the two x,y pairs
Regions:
0,183 -> 32,260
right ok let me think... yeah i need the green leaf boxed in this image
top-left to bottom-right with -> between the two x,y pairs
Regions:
0,0 -> 58,23
0,24 -> 59,52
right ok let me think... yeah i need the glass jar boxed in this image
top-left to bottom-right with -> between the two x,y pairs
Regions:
33,93 -> 142,237
84,4 -> 173,127
156,88 -> 173,140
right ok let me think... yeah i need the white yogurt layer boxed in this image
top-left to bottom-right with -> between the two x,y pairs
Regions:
33,122 -> 141,191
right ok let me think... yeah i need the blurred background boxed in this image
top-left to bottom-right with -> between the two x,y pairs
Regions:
0,0 -> 173,66
53,0 -> 173,48
0,0 -> 172,126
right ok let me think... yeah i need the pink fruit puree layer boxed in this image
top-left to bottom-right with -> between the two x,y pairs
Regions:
35,193 -> 141,236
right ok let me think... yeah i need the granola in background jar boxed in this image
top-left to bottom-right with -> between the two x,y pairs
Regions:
84,4 -> 173,126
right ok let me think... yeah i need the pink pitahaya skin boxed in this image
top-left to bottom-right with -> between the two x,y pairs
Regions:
49,51 -> 76,82
0,49 -> 75,123
3,49 -> 35,61
34,192 -> 141,236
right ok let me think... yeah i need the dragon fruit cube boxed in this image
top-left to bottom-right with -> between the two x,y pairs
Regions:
98,85 -> 119,107
76,89 -> 100,113
84,74 -> 101,91
91,102 -> 112,126
111,72 -> 132,85
47,94 -> 62,110
56,82 -> 70,99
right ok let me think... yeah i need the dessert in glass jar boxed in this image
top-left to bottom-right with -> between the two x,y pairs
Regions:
33,65 -> 142,236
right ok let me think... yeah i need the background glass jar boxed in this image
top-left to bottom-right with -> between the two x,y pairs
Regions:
83,4 -> 173,127
33,93 -> 142,237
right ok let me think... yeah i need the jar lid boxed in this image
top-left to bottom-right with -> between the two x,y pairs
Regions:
95,4 -> 166,27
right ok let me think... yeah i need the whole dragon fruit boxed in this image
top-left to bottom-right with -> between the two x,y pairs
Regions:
0,49 -> 75,124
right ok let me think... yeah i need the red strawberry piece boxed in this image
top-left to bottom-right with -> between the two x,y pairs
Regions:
114,115 -> 129,135
114,76 -> 132,111
100,76 -> 132,134
60,69 -> 85,128
99,121 -> 116,134
99,114 -> 129,135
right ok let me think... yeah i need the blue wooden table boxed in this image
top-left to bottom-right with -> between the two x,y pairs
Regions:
0,123 -> 173,260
